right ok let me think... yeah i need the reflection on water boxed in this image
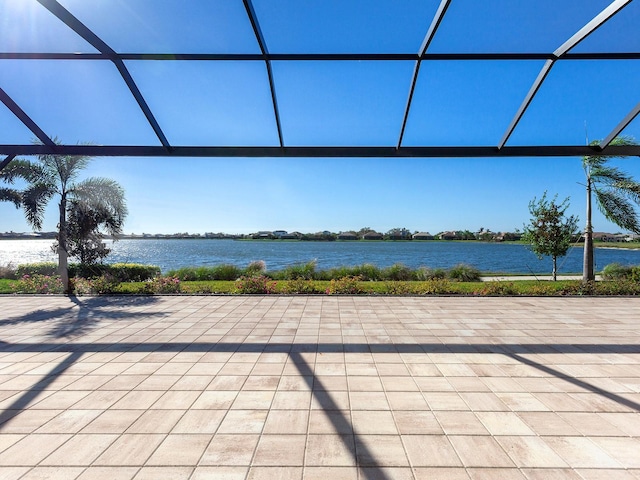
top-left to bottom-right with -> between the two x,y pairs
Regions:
1,238 -> 640,274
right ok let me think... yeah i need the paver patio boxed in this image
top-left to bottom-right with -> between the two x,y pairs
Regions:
0,295 -> 638,479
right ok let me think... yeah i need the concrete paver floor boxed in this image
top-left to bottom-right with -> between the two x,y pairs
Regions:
0,295 -> 638,479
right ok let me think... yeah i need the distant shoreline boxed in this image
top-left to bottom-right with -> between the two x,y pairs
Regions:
2,236 -> 639,250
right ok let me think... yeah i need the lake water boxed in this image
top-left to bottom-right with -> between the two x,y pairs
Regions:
2,238 -> 640,274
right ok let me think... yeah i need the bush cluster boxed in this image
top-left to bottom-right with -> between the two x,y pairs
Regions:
602,263 -> 640,282
0,263 -> 17,280
282,278 -> 322,294
12,274 -> 65,294
168,264 -> 243,281
326,276 -> 365,295
235,275 -> 276,294
16,262 -> 58,278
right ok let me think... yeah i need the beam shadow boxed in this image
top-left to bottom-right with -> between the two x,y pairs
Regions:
290,351 -> 392,480
0,351 -> 83,430
1,342 -> 639,355
509,353 -> 640,412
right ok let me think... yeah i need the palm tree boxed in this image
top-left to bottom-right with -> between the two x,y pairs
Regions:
1,151 -> 127,292
582,136 -> 640,282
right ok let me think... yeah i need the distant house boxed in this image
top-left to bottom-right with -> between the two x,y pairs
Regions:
362,231 -> 383,240
438,231 -> 458,240
387,228 -> 412,240
413,232 -> 434,240
337,231 -> 358,240
281,233 -> 300,240
494,231 -> 522,242
252,231 -> 274,239
592,232 -> 616,242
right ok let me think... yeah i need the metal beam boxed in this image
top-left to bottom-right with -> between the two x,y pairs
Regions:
111,59 -> 171,149
3,52 -> 640,61
600,100 -> 640,149
397,0 -> 453,149
1,144 -> 638,158
243,0 -> 284,147
35,0 -> 171,149
0,154 -> 16,172
397,60 -> 422,149
419,0 -> 453,56
498,59 -> 554,149
0,88 -> 54,146
498,0 -> 631,150
554,0 -> 632,57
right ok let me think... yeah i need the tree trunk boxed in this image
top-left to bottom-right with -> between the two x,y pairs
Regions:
583,180 -> 594,282
552,255 -> 557,281
58,194 -> 70,294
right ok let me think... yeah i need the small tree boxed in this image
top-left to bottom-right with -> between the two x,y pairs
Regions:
60,199 -> 116,264
522,192 -> 579,281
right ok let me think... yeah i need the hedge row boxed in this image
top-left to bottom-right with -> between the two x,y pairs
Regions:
14,262 -> 160,282
168,261 -> 483,282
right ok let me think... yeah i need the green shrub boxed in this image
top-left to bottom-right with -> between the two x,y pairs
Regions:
448,263 -> 481,282
316,264 -> 382,281
414,266 -> 447,281
382,263 -> 413,281
475,281 -> 519,296
70,277 -> 93,295
12,274 -> 64,294
632,266 -> 640,282
69,263 -> 107,279
88,274 -> 121,294
383,281 -> 412,295
526,283 -> 563,296
145,276 -> 181,294
413,279 -> 454,295
108,263 -> 161,282
210,264 -> 243,281
283,278 -> 321,294
355,264 -> 382,281
559,281 -> 596,296
0,264 -> 17,280
593,280 -> 640,295
278,260 -> 317,280
245,260 -> 266,276
16,262 -> 58,277
167,266 -> 200,281
326,276 -> 364,295
602,263 -> 633,280
235,275 -> 276,294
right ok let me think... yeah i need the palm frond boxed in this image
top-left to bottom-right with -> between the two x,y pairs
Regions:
0,188 -> 22,208
0,159 -> 48,184
611,180 -> 640,205
590,165 -> 631,185
72,177 -> 128,236
595,189 -> 640,234
21,183 -> 56,231
33,138 -> 92,186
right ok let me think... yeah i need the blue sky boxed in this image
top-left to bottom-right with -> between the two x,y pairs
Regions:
1,0 -> 640,235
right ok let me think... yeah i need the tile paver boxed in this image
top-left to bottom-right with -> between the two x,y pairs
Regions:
0,295 -> 639,479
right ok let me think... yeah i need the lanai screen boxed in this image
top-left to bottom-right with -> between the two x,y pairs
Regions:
1,0 -> 639,163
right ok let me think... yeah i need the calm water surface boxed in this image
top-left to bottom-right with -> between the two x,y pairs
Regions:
2,238 -> 640,274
